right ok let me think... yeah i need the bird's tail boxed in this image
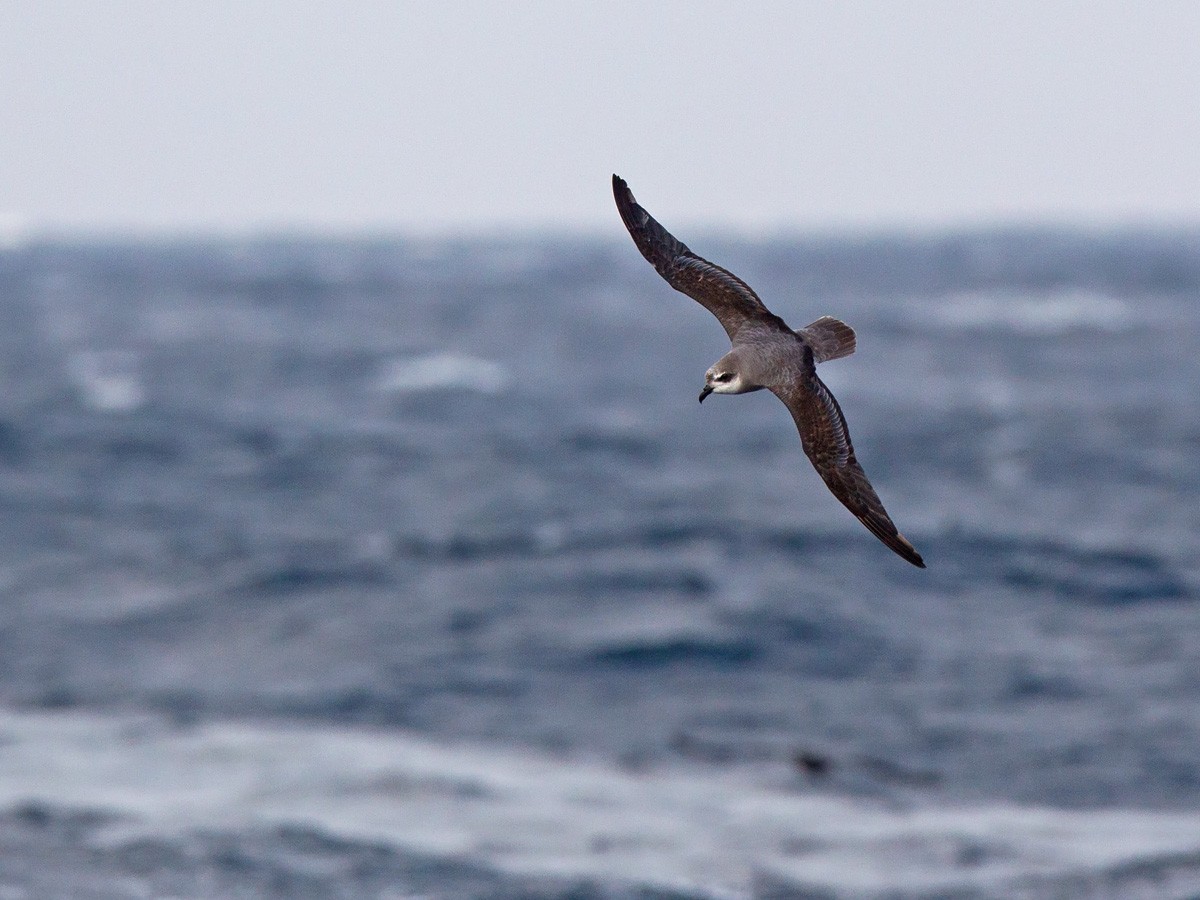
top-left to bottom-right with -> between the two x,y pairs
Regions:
798,316 -> 856,363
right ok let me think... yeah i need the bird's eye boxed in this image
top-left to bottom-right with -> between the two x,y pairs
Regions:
716,373 -> 734,383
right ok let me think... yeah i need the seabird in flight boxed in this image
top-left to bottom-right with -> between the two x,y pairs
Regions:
613,175 -> 925,568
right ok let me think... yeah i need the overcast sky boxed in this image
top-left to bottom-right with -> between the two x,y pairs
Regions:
2,1 -> 1199,237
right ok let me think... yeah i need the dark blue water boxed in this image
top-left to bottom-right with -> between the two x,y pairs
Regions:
0,230 -> 1198,897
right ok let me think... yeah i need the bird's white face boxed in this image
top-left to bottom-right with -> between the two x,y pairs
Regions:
698,366 -> 745,402
707,367 -> 742,392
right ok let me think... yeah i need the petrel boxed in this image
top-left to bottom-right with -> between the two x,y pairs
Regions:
613,175 -> 925,568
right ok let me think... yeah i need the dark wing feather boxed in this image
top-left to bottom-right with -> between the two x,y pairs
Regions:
772,366 -> 925,568
613,175 -> 783,340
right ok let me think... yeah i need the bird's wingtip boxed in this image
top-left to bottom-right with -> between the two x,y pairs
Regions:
898,537 -> 926,568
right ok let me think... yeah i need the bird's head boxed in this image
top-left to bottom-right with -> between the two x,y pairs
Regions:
699,353 -> 751,402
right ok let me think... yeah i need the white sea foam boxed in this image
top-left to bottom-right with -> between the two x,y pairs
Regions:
378,353 -> 510,395
67,350 -> 145,412
2,708 -> 1199,898
934,289 -> 1133,335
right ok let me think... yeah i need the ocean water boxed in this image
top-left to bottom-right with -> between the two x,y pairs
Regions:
0,229 -> 1198,897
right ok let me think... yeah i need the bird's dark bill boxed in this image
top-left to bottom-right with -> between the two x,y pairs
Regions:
698,385 -> 713,403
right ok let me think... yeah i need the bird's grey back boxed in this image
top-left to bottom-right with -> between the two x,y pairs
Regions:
731,326 -> 814,390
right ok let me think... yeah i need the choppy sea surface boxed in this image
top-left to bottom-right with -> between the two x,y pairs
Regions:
0,229 -> 1198,897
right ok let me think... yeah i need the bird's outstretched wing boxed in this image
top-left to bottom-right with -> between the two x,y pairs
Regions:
613,175 -> 784,340
771,365 -> 925,568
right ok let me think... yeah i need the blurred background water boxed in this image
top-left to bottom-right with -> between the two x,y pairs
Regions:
5,1 -> 1200,893
0,229 -> 1198,897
